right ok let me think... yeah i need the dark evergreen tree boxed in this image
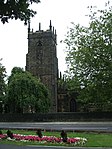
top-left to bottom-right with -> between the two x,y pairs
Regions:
0,59 -> 7,113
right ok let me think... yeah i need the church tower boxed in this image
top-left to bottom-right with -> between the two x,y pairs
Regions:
26,21 -> 58,112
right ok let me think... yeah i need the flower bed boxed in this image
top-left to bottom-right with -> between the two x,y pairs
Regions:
0,133 -> 87,146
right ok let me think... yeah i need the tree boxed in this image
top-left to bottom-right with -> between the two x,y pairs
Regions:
64,2 -> 112,111
0,0 -> 40,24
7,67 -> 50,113
0,59 -> 7,113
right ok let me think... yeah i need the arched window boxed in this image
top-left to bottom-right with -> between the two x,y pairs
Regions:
70,99 -> 77,112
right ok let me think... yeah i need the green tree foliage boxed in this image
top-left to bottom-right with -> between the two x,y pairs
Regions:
0,0 -> 40,24
64,2 -> 112,109
0,59 -> 7,113
7,67 -> 50,113
0,59 -> 6,100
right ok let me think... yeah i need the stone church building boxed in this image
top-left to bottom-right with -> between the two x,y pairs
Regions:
26,21 -> 77,113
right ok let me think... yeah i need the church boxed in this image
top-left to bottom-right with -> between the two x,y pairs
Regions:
26,21 -> 77,113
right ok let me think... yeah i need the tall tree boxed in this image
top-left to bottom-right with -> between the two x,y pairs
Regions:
0,59 -> 7,113
0,0 -> 40,24
64,2 -> 112,111
7,67 -> 50,113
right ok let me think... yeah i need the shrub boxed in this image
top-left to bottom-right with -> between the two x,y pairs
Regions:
60,130 -> 67,142
36,129 -> 42,138
0,130 -> 2,135
7,130 -> 13,139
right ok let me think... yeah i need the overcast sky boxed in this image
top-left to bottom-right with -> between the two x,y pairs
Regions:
0,0 -> 107,76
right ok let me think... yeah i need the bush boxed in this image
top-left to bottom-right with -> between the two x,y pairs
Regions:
7,130 -> 13,139
36,129 -> 42,138
0,130 -> 2,134
60,130 -> 67,142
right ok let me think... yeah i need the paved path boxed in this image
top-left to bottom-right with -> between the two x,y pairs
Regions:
0,144 -> 112,149
0,122 -> 112,149
0,122 -> 112,132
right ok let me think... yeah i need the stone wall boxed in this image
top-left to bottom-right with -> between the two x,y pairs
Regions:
0,112 -> 112,122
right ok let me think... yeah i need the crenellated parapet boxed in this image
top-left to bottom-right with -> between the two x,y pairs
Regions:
28,20 -> 57,45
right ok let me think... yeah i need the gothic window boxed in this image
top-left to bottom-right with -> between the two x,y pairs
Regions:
70,99 -> 77,112
36,40 -> 43,64
37,40 -> 42,46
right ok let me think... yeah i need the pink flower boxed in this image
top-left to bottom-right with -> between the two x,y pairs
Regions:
0,134 -> 7,139
0,133 -> 87,145
67,138 -> 80,143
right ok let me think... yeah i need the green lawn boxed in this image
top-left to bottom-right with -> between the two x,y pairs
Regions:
0,129 -> 112,147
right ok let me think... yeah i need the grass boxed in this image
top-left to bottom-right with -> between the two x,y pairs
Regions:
0,129 -> 112,147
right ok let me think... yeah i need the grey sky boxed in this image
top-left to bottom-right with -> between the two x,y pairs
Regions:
0,0 -> 107,75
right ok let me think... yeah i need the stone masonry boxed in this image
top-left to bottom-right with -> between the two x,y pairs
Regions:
26,21 -> 58,112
